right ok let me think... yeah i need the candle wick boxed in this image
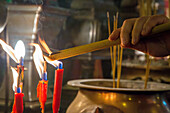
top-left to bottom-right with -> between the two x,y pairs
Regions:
17,70 -> 22,90
44,61 -> 47,73
17,87 -> 21,93
42,61 -> 47,81
59,63 -> 63,69
19,57 -> 24,66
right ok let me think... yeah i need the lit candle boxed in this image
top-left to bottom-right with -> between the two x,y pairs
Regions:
31,43 -> 48,113
0,40 -> 25,113
38,38 -> 65,112
15,40 -> 25,91
37,62 -> 48,113
15,40 -> 25,113
44,56 -> 64,113
11,67 -> 18,113
38,38 -> 64,113
11,67 -> 24,113
15,88 -> 24,113
53,63 -> 64,113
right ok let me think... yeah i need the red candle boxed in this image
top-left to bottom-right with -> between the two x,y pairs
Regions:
12,99 -> 16,113
15,93 -> 24,113
53,66 -> 64,113
37,80 -> 48,112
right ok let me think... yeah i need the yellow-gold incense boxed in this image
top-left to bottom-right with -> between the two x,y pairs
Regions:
144,55 -> 151,89
107,12 -> 115,88
117,46 -> 123,88
115,12 -> 123,88
112,15 -> 116,88
49,22 -> 170,60
142,0 -> 152,89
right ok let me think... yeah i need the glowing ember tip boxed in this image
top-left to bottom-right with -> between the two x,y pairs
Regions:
14,40 -> 25,61
31,43 -> 45,79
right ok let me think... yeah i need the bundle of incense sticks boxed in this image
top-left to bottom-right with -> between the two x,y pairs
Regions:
48,21 -> 170,61
107,12 -> 123,88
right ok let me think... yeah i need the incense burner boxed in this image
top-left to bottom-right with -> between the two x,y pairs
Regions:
67,79 -> 170,113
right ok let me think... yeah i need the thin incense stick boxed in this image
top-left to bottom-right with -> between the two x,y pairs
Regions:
141,0 -> 145,16
112,15 -> 116,88
107,12 -> 115,88
107,12 -> 111,35
147,0 -> 151,16
116,12 -> 120,81
144,55 -> 151,89
116,12 -> 123,88
144,0 -> 152,89
117,44 -> 120,83
138,0 -> 142,16
117,46 -> 123,88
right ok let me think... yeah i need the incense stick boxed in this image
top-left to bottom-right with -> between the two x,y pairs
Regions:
141,0 -> 152,89
144,55 -> 151,89
117,47 -> 123,88
107,12 -> 115,88
116,33 -> 120,86
112,15 -> 116,88
141,0 -> 145,16
116,12 -> 123,88
113,13 -> 119,88
107,12 -> 111,36
147,0 -> 151,16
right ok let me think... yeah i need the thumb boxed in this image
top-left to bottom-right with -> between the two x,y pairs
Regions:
109,28 -> 121,41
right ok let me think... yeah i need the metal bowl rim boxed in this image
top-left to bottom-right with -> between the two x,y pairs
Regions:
67,79 -> 170,92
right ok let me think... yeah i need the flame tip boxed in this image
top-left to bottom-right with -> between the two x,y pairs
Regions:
15,40 -> 25,60
32,43 -> 45,78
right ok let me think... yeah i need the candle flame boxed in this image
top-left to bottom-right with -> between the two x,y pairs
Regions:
14,40 -> 25,61
11,67 -> 18,92
0,39 -> 18,63
44,56 -> 62,68
0,39 -> 25,63
39,37 -> 52,55
30,43 -> 44,78
38,38 -> 62,68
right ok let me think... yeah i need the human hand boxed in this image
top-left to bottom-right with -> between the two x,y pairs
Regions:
109,15 -> 170,57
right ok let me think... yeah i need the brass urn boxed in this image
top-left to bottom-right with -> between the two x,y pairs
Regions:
67,79 -> 170,113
